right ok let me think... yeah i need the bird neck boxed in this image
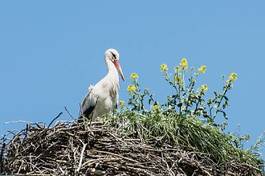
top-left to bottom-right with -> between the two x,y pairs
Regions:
105,58 -> 120,84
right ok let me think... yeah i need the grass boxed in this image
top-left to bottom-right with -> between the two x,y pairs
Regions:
105,110 -> 264,172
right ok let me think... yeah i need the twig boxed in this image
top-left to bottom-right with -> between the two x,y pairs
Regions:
0,135 -> 6,173
64,106 -> 74,120
48,112 -> 63,128
94,150 -> 139,163
76,143 -> 87,173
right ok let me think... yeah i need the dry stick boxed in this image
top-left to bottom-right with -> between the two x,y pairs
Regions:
64,106 -> 74,120
48,112 -> 63,128
161,153 -> 175,176
0,136 -> 6,173
94,150 -> 139,164
76,143 -> 87,173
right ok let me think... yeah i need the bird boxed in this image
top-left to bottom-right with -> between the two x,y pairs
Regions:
79,48 -> 125,121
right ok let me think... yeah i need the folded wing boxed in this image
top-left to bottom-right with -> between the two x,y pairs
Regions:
80,85 -> 98,118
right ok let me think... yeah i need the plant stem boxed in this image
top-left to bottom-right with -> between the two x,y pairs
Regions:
213,85 -> 229,119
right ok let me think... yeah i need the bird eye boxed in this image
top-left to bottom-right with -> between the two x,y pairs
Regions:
111,52 -> 116,60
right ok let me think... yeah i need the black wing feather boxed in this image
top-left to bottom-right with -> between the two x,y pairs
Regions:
79,86 -> 98,119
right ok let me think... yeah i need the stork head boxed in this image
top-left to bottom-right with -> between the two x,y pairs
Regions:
105,48 -> 125,81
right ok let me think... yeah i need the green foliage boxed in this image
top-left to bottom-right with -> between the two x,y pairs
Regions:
108,58 -> 264,172
127,60 -> 238,131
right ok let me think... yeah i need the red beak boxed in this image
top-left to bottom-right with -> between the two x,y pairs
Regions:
113,60 -> 125,81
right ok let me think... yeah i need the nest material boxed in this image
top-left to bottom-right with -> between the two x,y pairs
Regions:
0,121 -> 262,176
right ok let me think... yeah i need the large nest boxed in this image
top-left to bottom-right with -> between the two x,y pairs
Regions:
0,120 -> 263,176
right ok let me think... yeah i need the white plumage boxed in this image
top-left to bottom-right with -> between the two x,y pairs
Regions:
80,49 -> 125,120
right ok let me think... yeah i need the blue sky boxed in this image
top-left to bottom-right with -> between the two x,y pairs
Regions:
0,1 -> 264,156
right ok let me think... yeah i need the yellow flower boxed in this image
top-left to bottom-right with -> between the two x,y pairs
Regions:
198,65 -> 207,74
152,104 -> 160,111
160,64 -> 168,72
175,75 -> 183,85
127,85 -> 137,93
200,84 -> 208,93
228,72 -> 238,82
130,73 -> 139,80
180,58 -> 188,70
119,100 -> 125,108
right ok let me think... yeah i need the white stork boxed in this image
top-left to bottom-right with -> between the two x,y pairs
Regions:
80,48 -> 125,121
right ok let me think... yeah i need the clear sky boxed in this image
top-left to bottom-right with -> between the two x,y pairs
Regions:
0,1 -> 264,156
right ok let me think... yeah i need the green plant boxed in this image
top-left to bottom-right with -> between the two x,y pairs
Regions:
127,72 -> 156,113
160,59 -> 238,130
105,57 -> 264,172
